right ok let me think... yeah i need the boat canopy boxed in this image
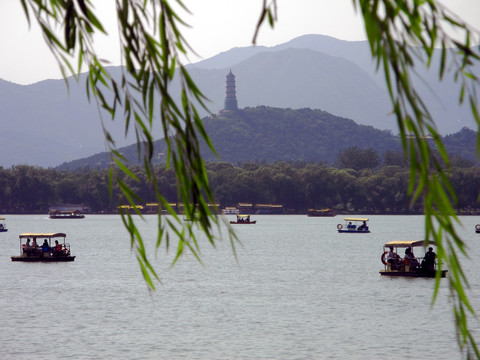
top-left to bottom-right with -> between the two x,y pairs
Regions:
384,240 -> 436,248
19,233 -> 66,239
344,217 -> 368,222
237,214 -> 250,218
0,216 -> 5,220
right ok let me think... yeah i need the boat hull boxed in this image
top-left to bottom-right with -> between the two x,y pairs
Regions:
0,229 -> 7,232
11,255 -> 75,262
49,216 -> 85,219
230,221 -> 256,224
338,230 -> 370,233
379,269 -> 447,278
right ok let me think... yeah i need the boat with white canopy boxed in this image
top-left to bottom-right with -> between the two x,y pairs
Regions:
11,232 -> 75,262
380,240 -> 447,277
337,217 -> 370,233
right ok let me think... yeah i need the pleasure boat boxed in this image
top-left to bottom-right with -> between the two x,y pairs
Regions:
337,217 -> 370,233
307,208 -> 335,217
380,240 -> 447,277
0,216 -> 7,232
11,233 -> 75,262
49,210 -> 85,219
230,214 -> 256,224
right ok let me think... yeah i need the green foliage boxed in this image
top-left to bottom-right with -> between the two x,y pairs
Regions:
16,0 -> 480,356
3,161 -> 480,216
352,0 -> 480,355
202,107 -> 398,164
335,146 -> 381,171
20,0 -> 237,289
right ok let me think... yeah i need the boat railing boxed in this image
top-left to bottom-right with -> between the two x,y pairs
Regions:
384,256 -> 439,272
21,242 -> 71,257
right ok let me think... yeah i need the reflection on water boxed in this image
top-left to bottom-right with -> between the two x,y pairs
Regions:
0,214 -> 478,359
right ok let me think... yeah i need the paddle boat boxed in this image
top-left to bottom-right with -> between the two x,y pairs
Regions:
380,240 -> 447,278
476,224 -> 480,233
230,214 -> 256,224
0,216 -> 7,232
337,217 -> 370,233
11,233 -> 75,262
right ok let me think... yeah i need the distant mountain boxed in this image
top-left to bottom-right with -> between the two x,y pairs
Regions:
0,77 -> 137,168
1,34 -> 477,168
194,34 -> 376,83
56,106 -> 479,171
190,34 -> 478,135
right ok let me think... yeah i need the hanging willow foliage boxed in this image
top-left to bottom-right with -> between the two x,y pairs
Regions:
17,0 -> 480,356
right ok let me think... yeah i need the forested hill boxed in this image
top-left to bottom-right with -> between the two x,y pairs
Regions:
56,106 -> 477,171
200,107 -> 399,164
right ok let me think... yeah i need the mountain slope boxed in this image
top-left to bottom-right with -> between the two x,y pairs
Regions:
56,106 -> 401,170
57,106 -> 479,172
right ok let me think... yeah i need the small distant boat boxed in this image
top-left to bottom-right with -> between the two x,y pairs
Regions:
222,207 -> 239,215
475,224 -> 480,233
230,214 -> 256,224
307,208 -> 335,217
49,210 -> 85,219
379,240 -> 447,278
0,216 -> 7,232
337,217 -> 370,233
11,232 -> 75,262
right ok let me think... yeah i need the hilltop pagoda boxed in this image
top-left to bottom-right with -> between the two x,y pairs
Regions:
224,70 -> 238,111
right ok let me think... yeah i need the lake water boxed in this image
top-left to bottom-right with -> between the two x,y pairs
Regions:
1,214 -> 480,359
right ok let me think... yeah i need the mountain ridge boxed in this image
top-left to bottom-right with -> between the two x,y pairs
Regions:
1,34 -> 476,168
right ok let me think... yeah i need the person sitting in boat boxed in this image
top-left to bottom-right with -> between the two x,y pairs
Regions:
42,239 -> 50,253
31,238 -> 40,255
24,238 -> 32,255
404,247 -> 420,271
387,247 -> 401,269
357,221 -> 367,231
347,222 -> 355,229
53,240 -> 62,255
421,247 -> 436,271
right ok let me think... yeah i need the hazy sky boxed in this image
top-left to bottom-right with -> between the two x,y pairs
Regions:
0,0 -> 479,85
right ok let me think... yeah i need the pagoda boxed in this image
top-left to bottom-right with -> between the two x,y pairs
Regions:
223,70 -> 238,111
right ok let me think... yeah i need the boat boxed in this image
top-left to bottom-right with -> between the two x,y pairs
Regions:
307,208 -> 335,217
11,233 -> 75,262
230,214 -> 256,224
476,224 -> 480,233
49,209 -> 85,219
379,240 -> 447,278
337,217 -> 370,233
222,207 -> 239,215
0,216 -> 7,232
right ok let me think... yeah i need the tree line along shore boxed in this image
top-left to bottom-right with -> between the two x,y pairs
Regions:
1,148 -> 479,215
